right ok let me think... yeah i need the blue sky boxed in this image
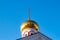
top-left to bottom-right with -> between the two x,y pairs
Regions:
0,0 -> 60,40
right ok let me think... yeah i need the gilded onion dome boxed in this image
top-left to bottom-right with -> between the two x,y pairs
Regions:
20,20 -> 39,32
20,8 -> 39,32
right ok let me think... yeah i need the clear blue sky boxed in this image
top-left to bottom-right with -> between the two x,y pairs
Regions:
0,0 -> 60,40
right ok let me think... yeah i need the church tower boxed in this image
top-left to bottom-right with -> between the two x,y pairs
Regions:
17,8 -> 51,40
20,8 -> 38,37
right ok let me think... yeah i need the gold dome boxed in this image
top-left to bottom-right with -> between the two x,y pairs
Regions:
20,20 -> 39,32
20,8 -> 39,32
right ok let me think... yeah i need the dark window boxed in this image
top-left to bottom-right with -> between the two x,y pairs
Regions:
31,33 -> 34,35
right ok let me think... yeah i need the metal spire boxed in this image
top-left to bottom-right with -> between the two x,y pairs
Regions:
28,8 -> 30,20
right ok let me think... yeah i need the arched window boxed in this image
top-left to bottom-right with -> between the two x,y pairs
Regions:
31,33 -> 34,35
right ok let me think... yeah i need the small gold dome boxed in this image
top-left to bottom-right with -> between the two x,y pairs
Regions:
20,20 -> 39,32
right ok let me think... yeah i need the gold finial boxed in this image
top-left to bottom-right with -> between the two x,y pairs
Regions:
28,8 -> 30,20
